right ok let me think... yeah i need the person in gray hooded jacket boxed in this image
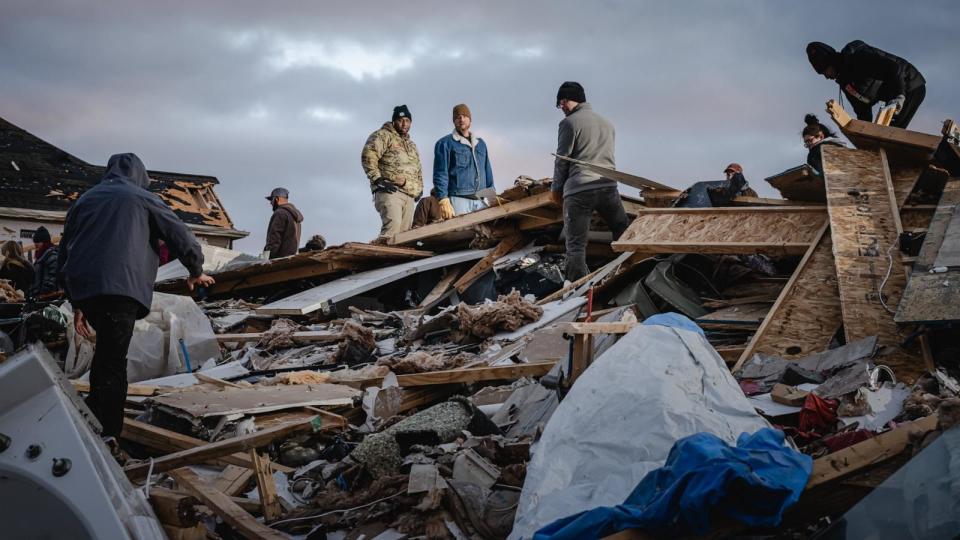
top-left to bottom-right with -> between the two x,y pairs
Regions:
551,81 -> 630,281
58,153 -> 214,436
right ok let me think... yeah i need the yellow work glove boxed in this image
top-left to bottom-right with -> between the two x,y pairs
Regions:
439,197 -> 456,220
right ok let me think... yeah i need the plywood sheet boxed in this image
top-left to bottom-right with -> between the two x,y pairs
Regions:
612,207 -> 826,255
256,249 -> 487,315
822,145 -> 920,379
149,384 -> 360,418
765,165 -> 826,202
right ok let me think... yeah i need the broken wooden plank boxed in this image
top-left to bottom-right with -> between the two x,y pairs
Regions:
193,372 -> 242,389
826,99 -> 941,165
822,145 -> 921,380
388,190 -> 555,245
125,415 -> 335,480
250,450 -> 282,522
552,153 -> 677,192
148,384 -> 359,419
120,418 -> 294,473
418,265 -> 464,308
149,487 -> 201,528
764,165 -> 825,202
730,196 -> 826,207
256,249 -> 488,316
454,235 -> 526,294
806,414 -> 938,488
169,468 -> 288,540
343,361 -> 558,389
212,465 -> 255,497
555,321 -> 637,335
611,206 -> 827,255
72,380 -> 170,397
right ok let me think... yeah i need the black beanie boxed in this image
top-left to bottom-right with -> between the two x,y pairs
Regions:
33,226 -> 51,244
392,104 -> 412,122
556,81 -> 586,106
806,42 -> 838,74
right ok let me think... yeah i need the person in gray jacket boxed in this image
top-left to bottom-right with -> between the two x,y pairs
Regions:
58,153 -> 214,436
551,81 -> 630,280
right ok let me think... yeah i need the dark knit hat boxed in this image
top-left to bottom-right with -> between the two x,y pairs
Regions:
452,103 -> 471,120
556,81 -> 586,106
32,226 -> 51,244
806,42 -> 838,74
392,104 -> 412,122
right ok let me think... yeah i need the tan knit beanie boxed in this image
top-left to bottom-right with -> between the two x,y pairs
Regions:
452,103 -> 471,120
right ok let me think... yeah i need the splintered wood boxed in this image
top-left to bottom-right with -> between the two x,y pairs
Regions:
821,145 -> 920,380
611,207 -> 826,255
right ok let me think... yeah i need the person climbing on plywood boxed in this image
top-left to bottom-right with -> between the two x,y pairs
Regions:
802,114 -> 846,177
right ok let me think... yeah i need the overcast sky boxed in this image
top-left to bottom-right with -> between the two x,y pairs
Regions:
2,1 -> 957,253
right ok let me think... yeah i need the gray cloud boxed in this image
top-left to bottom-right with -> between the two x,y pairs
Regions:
1,0 -> 956,251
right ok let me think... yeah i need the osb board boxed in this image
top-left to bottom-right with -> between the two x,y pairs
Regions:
149,384 -> 360,418
822,145 -> 920,379
612,207 -> 826,254
765,165 -> 825,202
745,225 -> 842,360
901,208 -> 934,230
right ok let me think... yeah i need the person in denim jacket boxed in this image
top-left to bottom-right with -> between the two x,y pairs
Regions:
432,104 -> 494,218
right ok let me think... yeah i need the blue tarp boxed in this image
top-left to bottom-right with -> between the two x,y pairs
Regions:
534,428 -> 812,540
642,312 -> 704,335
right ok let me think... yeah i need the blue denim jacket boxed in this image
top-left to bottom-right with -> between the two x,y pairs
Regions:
432,132 -> 494,199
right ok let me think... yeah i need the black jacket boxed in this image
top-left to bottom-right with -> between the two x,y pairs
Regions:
264,203 -> 303,259
838,40 -> 925,121
58,153 -> 204,317
0,258 -> 35,294
30,246 -> 59,298
806,138 -> 847,176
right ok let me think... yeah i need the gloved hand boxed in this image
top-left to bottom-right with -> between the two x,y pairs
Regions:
888,94 -> 906,113
373,177 -> 398,194
439,197 -> 456,220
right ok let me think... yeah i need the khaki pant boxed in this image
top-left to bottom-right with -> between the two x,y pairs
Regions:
373,190 -> 415,238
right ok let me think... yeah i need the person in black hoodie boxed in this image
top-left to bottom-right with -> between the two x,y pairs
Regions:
803,114 -> 847,177
806,40 -> 926,129
263,187 -> 304,259
58,153 -> 214,436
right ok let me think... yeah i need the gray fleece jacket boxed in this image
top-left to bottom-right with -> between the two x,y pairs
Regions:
552,102 -> 618,197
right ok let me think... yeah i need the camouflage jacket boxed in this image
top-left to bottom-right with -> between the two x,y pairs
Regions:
361,122 -> 423,198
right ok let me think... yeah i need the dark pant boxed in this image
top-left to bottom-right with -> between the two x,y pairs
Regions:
891,85 -> 925,129
563,186 -> 630,281
77,295 -> 141,437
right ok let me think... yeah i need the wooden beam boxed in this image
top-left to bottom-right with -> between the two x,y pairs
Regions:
556,321 -> 638,335
149,487 -> 201,528
730,196 -> 826,207
194,372 -> 243,389
249,450 -> 282,522
806,414 -> 938,488
388,190 -> 555,245
418,265 -> 464,308
826,99 -> 941,165
551,153 -> 677,192
611,207 -> 827,255
169,468 -> 289,540
453,235 -> 526,293
342,361 -> 557,389
822,145 -> 921,381
124,415 -> 336,480
72,380 -> 170,397
120,419 -> 294,472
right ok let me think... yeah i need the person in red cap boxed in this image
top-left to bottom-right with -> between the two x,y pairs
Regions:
806,40 -> 925,128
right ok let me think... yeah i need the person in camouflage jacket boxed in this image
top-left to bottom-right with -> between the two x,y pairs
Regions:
361,105 -> 424,238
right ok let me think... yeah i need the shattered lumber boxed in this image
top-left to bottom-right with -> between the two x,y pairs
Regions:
72,380 -> 170,396
212,465 -> 255,496
387,190 -> 556,245
822,145 -> 920,380
454,234 -> 526,293
611,207 -> 827,255
250,450 -> 282,522
124,414 -> 342,480
552,153 -> 677,192
256,249 -> 487,316
342,361 -> 557,389
806,414 -> 938,488
170,468 -> 289,540
826,99 -> 941,165
121,418 -> 294,473
215,330 -> 341,344
418,265 -> 464,308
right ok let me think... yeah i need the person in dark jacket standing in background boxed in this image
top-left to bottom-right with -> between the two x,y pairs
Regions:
806,40 -> 925,128
551,81 -> 630,281
29,226 -> 60,298
264,187 -> 303,259
0,240 -> 35,293
58,153 -> 214,436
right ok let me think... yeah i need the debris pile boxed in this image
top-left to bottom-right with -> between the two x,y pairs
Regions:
2,102 -> 959,539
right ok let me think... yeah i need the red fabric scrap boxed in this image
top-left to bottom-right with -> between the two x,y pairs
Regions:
821,429 -> 875,453
798,393 -> 839,433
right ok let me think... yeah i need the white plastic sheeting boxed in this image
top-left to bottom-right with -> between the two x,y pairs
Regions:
155,244 -> 261,283
63,292 -> 219,382
509,325 -> 770,539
